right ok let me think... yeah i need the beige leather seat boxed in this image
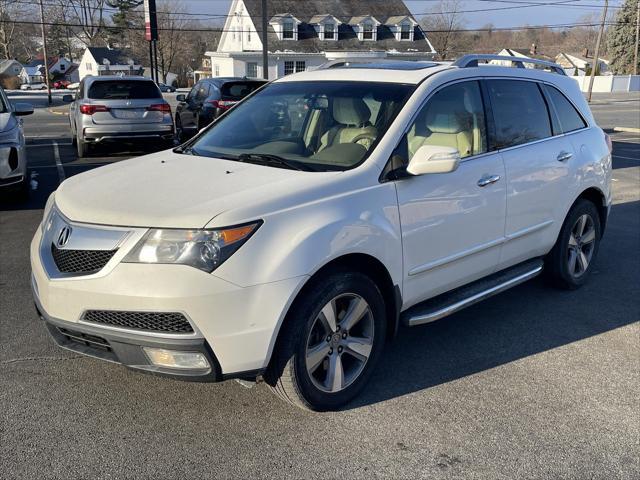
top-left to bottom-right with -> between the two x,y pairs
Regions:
409,97 -> 474,159
319,98 -> 378,151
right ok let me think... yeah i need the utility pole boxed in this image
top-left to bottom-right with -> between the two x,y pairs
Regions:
634,0 -> 639,76
587,0 -> 608,103
261,0 -> 268,80
38,0 -> 52,105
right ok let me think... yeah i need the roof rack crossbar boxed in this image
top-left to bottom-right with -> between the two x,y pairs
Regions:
452,54 -> 566,75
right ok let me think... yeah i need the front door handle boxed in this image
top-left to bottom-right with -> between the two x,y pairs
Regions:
477,174 -> 501,187
557,151 -> 573,162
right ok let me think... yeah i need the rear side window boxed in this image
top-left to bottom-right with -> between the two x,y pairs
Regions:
88,80 -> 161,100
221,82 -> 265,99
545,85 -> 587,133
487,80 -> 551,149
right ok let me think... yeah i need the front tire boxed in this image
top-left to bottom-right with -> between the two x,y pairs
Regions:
546,199 -> 601,290
265,271 -> 386,411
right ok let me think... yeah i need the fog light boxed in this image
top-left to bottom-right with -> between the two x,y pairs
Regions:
143,347 -> 210,371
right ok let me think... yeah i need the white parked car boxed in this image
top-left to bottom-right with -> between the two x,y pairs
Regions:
31,56 -> 612,411
20,83 -> 47,90
0,86 -> 33,194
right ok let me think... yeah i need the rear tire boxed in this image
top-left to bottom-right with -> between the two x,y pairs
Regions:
545,199 -> 601,290
265,271 -> 386,411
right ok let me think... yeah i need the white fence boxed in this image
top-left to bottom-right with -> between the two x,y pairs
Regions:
571,75 -> 640,93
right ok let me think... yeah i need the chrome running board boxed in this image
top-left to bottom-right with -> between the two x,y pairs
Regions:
402,259 -> 543,327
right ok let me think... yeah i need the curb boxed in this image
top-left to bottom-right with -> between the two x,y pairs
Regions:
612,127 -> 640,134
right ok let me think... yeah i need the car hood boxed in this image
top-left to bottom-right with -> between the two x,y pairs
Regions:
55,151 -> 339,228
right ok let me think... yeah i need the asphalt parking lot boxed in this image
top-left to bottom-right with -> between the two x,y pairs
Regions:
1,92 -> 638,479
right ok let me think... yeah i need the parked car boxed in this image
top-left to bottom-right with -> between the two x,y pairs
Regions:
68,76 -> 174,158
53,80 -> 71,89
20,83 -> 47,90
0,86 -> 33,195
175,77 -> 266,141
158,83 -> 176,93
31,58 -> 612,411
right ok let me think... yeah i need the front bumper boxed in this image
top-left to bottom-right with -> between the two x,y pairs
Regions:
31,223 -> 307,378
35,300 -> 222,381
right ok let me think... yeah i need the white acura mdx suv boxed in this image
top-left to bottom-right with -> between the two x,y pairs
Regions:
31,56 -> 612,411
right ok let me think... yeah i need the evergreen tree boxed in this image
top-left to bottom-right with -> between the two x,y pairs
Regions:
607,0 -> 639,74
107,0 -> 143,47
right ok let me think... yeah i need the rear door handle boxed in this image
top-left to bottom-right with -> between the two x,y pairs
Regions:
477,174 -> 501,187
557,151 -> 573,162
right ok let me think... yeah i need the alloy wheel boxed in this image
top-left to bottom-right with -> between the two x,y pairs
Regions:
567,213 -> 596,278
305,293 -> 374,393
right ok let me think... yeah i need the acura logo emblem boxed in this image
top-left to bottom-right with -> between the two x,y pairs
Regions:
57,226 -> 72,247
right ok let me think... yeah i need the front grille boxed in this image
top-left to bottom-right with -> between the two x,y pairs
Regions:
83,310 -> 194,334
51,244 -> 117,274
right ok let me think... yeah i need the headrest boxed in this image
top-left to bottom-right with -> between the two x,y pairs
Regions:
332,97 -> 371,126
425,111 -> 465,134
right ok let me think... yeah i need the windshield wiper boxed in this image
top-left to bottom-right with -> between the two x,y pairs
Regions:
237,153 -> 314,172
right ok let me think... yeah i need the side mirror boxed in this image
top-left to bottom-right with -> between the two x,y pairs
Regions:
176,94 -> 186,102
62,94 -> 74,103
407,145 -> 461,176
13,102 -> 34,116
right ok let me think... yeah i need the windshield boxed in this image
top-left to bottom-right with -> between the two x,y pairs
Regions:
187,81 -> 415,171
88,80 -> 162,100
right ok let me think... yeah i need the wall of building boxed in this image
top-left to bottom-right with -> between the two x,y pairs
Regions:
219,0 -> 263,53
571,75 -> 640,93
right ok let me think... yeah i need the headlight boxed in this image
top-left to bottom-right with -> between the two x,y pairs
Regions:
41,193 -> 56,233
123,222 -> 261,273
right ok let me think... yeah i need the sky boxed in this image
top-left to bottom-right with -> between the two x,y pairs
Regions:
183,0 -> 623,29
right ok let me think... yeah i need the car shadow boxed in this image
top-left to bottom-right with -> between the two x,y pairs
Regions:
347,200 -> 639,410
611,139 -> 640,170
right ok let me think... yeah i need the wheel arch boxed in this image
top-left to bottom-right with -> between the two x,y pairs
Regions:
575,186 -> 609,236
265,253 -> 401,373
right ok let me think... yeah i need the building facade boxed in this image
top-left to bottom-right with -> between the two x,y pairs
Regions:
206,0 -> 436,80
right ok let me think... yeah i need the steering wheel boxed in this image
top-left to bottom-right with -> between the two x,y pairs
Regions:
349,133 -> 378,147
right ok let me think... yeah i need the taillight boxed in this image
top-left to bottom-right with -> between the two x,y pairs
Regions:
147,103 -> 171,113
79,104 -> 110,115
208,99 -> 237,110
604,131 -> 613,154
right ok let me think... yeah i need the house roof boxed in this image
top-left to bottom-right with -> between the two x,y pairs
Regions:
239,0 -> 434,54
87,47 -> 140,66
386,15 -> 415,25
502,48 -> 553,62
308,14 -> 341,24
24,56 -> 62,70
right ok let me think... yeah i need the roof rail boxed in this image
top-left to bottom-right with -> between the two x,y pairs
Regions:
452,54 -> 566,76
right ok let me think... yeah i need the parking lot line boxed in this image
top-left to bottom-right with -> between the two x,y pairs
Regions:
52,140 -> 65,182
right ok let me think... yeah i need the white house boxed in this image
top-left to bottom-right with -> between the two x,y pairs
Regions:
0,59 -> 23,77
206,0 -> 436,80
491,46 -> 554,68
19,56 -> 75,84
555,52 -> 609,76
78,47 -> 142,81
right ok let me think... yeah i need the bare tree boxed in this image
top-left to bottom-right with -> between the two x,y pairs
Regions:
420,0 -> 469,60
66,0 -> 107,46
0,0 -> 21,59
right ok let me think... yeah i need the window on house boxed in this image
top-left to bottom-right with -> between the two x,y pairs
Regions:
363,22 -> 374,40
214,64 -> 220,77
60,63 -> 66,71
232,27 -> 236,41
283,61 -> 305,75
324,23 -> 335,40
86,63 -> 92,71
248,30 -> 252,42
283,20 -> 295,39
247,62 -> 258,78
400,23 -> 412,40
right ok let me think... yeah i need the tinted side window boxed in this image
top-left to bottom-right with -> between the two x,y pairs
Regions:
487,80 -> 551,149
545,85 -> 587,133
406,80 -> 487,160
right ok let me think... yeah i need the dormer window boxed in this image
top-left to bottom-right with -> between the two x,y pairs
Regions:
324,23 -> 335,40
386,16 -> 417,41
283,20 -> 295,39
271,14 -> 301,41
363,22 -> 374,40
350,16 -> 380,42
400,23 -> 412,40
